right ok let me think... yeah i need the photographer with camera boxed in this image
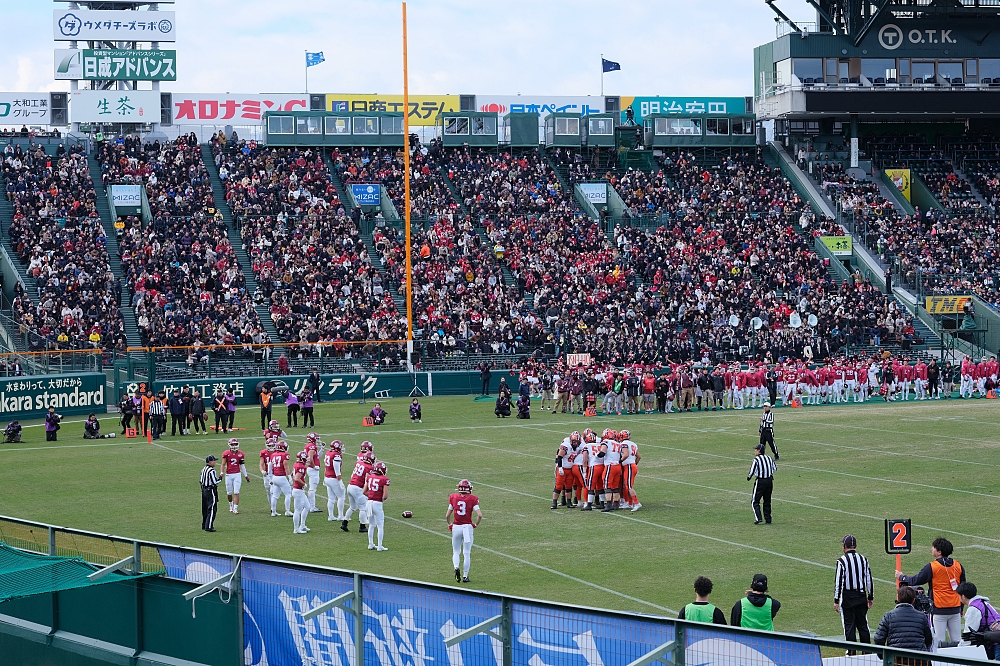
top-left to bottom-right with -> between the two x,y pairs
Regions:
44,407 -> 61,441
84,413 -> 116,440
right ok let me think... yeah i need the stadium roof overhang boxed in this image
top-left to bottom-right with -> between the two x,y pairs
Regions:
758,88 -> 1000,119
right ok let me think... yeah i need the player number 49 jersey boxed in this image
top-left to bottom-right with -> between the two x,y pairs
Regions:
349,460 -> 373,487
222,449 -> 245,475
449,493 -> 480,525
366,474 -> 390,501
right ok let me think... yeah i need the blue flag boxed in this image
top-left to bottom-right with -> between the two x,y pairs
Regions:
602,58 -> 621,73
306,51 -> 325,67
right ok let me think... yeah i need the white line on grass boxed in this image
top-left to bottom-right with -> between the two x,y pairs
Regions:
789,418 -> 1000,447
434,431 -> 1000,545
778,436 -> 1000,468
145,438 -> 675,612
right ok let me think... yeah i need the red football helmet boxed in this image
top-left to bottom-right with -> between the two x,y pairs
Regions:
228,437 -> 240,450
331,439 -> 343,452
583,428 -> 594,439
307,432 -> 319,442
265,438 -> 277,452
372,461 -> 387,476
296,451 -> 308,463
268,419 -> 281,432
584,431 -> 597,443
363,452 -> 376,465
277,441 -> 288,452
457,479 -> 473,494
360,441 -> 373,453
601,428 -> 614,440
618,429 -> 630,442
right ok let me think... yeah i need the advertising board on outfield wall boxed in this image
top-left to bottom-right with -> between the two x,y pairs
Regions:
0,373 -> 106,420
476,94 -> 607,118
171,93 -> 308,124
70,89 -> 159,123
326,94 -> 460,126
53,9 -> 176,42
0,93 -> 49,123
54,48 -> 177,81
623,96 -> 750,123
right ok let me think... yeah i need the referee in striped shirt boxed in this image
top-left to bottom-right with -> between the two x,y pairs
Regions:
200,456 -> 220,532
759,403 -> 779,459
748,443 -> 776,524
834,534 -> 873,647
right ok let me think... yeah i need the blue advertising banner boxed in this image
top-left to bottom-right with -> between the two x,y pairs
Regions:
352,184 -> 381,206
684,625 -> 823,666
157,547 -> 233,582
623,96 -> 749,123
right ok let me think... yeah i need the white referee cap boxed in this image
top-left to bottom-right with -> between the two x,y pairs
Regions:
763,402 -> 771,407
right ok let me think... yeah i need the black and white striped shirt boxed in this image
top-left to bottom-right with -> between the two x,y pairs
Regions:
149,399 -> 165,416
760,411 -> 774,431
748,455 -> 776,481
834,550 -> 873,603
200,466 -> 220,488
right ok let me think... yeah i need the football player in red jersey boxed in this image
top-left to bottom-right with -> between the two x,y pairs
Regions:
221,438 -> 250,514
446,479 -> 482,583
269,441 -> 293,517
365,461 -> 390,551
259,437 -> 277,510
343,451 -> 374,533
324,440 -> 346,521
292,451 -> 310,534
304,432 -> 323,513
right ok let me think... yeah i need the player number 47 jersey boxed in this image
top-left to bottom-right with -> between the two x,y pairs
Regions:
222,449 -> 245,474
449,493 -> 480,525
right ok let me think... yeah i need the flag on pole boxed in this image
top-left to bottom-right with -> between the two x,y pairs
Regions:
602,58 -> 621,73
306,52 -> 325,67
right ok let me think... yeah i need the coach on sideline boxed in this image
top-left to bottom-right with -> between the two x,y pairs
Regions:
834,534 -> 874,648
200,455 -> 220,532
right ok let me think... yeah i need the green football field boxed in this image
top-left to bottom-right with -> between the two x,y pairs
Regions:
0,395 -> 998,637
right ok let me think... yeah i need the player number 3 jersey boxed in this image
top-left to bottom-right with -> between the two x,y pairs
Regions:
449,493 -> 480,525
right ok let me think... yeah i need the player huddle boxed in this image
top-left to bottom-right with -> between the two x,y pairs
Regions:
553,428 -> 641,513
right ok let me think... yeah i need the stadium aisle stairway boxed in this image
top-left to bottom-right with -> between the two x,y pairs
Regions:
323,150 -> 355,213
200,143 -> 281,343
0,169 -> 37,306
438,165 -> 471,218
86,152 -> 143,349
360,231 -> 406,314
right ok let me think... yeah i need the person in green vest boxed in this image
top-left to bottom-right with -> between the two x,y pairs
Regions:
677,576 -> 727,624
730,574 -> 781,630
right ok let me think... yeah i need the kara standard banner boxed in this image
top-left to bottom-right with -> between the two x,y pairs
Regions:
885,168 -> 911,202
577,183 -> 607,204
351,184 -> 381,206
326,94 -> 460,126
819,235 -> 853,257
0,373 -> 106,420
171,93 -> 308,124
925,295 -> 974,315
0,93 -> 50,123
53,9 -> 176,41
70,90 -> 160,123
55,49 -> 176,81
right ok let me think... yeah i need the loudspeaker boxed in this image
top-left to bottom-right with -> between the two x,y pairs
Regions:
459,95 -> 476,111
160,92 -> 172,125
309,94 -> 325,111
50,92 -> 68,125
604,96 -> 620,113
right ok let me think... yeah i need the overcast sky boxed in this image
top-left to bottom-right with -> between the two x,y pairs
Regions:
0,0 -> 817,97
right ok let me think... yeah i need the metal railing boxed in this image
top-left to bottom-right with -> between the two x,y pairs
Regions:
0,513 -> 994,666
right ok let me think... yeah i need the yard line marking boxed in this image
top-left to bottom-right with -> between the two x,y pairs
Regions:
0,441 -> 131,453
789,418 -> 1000,447
148,438 -> 673,612
963,545 -> 1000,553
422,434 -> 1000,545
778,436 -> 1000,468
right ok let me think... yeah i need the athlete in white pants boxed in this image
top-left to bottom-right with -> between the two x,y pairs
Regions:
365,462 -> 390,551
345,484 -> 368,527
270,475 -> 293,516
291,452 -> 310,534
447,479 -> 483,583
323,441 -> 346,521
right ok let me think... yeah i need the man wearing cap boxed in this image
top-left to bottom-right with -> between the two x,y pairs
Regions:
835,534 -> 874,648
759,403 -> 779,460
200,456 -> 221,532
748,442 -> 776,525
731,574 -> 781,630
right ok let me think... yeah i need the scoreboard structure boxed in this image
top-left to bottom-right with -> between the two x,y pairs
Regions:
754,0 -> 1000,132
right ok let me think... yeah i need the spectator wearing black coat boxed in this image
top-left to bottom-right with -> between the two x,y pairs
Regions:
655,375 -> 672,413
479,363 -> 492,395
873,586 -> 934,653
168,390 -> 187,436
189,390 -> 207,434
696,369 -> 712,411
710,370 -> 726,412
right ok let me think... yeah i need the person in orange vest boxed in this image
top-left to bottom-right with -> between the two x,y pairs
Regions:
259,387 -> 273,431
896,537 -> 967,643
140,389 -> 154,436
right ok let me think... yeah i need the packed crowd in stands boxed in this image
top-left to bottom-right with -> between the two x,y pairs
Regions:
96,134 -> 266,349
3,141 -> 126,353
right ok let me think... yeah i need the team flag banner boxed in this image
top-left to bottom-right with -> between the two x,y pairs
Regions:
925,295 -> 974,315
885,168 -> 911,202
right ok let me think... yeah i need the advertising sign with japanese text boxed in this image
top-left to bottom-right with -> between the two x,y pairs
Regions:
819,235 -> 853,257
326,94 -> 459,126
0,373 -> 106,420
70,90 -> 159,123
0,93 -> 49,123
111,184 -> 143,212
624,96 -> 748,122
351,184 -> 381,206
55,48 -> 176,81
476,95 -> 605,118
53,9 -> 176,42
171,93 -> 308,125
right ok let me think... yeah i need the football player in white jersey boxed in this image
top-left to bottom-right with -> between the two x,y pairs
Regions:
580,429 -> 600,511
599,433 -> 623,513
618,430 -> 642,512
324,440 -> 347,521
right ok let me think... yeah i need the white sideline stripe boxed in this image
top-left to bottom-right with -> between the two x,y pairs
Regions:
0,441 -> 130,453
147,440 -> 675,613
437,432 -> 1000,546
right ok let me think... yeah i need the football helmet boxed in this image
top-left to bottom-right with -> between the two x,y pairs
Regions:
457,479 -> 473,494
601,428 -> 613,439
360,441 -> 373,453
363,452 -> 376,465
268,419 -> 281,432
307,432 -> 319,442
618,429 -> 630,442
265,439 -> 277,452
296,451 -> 308,463
584,431 -> 597,443
331,439 -> 343,452
570,431 -> 581,444
277,441 -> 288,452
228,438 -> 240,450
372,461 -> 387,476
583,428 -> 594,440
